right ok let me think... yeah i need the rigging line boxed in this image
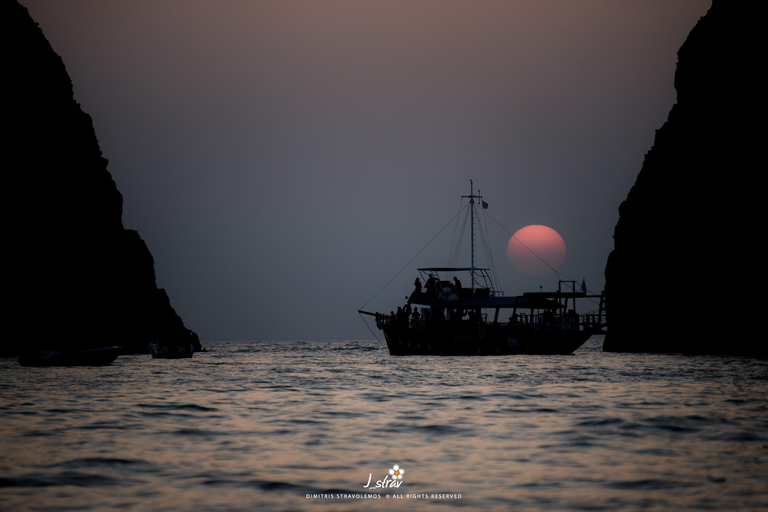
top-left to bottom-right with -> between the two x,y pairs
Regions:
448,200 -> 470,270
476,214 -> 491,276
457,205 -> 470,266
449,204 -> 470,269
448,196 -> 464,268
358,312 -> 387,349
478,208 -> 501,291
358,203 -> 470,311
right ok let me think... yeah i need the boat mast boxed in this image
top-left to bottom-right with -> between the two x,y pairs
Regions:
462,180 -> 481,292
471,180 -> 475,291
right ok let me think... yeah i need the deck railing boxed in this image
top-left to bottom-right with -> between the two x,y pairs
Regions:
377,311 -> 602,333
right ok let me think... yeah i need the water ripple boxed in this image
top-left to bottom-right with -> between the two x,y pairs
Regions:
1,338 -> 766,511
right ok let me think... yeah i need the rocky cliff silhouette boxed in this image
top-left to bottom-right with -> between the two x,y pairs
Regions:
604,1 -> 763,355
3,1 -> 200,356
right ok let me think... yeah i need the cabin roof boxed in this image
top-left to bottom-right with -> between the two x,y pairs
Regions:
417,267 -> 490,272
409,293 -> 560,310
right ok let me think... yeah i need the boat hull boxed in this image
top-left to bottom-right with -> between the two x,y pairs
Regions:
381,324 -> 591,356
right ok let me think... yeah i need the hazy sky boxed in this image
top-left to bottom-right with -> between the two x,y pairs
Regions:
22,1 -> 710,341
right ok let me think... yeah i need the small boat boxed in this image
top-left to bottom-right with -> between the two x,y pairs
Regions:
149,341 -> 194,359
359,182 -> 606,356
17,346 -> 122,367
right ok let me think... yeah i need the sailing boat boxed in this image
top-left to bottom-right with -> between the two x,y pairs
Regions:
359,181 -> 605,356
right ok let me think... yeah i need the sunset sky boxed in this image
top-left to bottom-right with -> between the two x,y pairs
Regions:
21,1 -> 710,340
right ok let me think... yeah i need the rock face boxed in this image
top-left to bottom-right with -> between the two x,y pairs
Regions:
3,1 -> 200,356
604,1 -> 763,355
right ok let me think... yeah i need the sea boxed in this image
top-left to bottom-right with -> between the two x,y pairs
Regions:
1,338 -> 767,511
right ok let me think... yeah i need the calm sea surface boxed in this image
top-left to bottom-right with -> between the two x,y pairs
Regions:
1,339 -> 767,511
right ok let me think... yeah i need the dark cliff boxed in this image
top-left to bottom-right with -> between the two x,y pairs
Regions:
3,1 -> 199,356
604,1 -> 763,355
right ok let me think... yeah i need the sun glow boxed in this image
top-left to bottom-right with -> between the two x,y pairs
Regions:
506,225 -> 566,276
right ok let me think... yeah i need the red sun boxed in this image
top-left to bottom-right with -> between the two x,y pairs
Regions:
506,225 -> 566,276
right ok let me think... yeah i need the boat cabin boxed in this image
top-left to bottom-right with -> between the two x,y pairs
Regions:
398,267 -> 604,334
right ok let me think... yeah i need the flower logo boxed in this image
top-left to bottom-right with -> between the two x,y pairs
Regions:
388,464 -> 405,480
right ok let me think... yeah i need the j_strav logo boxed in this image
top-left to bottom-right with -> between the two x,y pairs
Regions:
363,464 -> 405,489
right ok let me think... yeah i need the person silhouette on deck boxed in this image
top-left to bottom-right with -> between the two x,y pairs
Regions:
426,276 -> 436,295
411,308 -> 420,328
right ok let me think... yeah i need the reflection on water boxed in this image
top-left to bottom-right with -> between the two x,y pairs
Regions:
1,339 -> 767,511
